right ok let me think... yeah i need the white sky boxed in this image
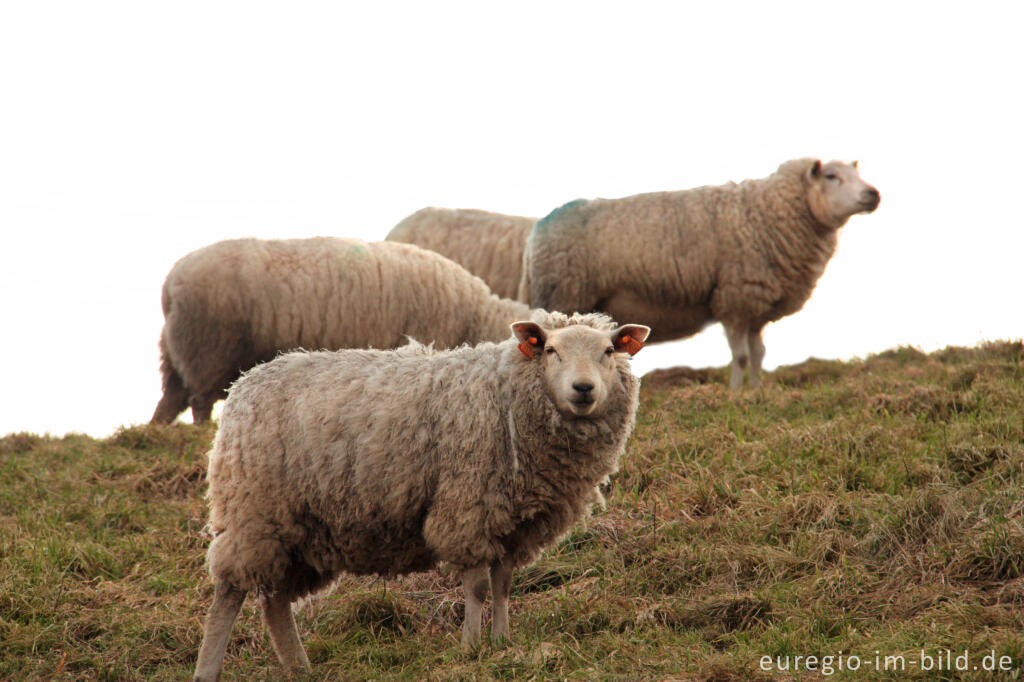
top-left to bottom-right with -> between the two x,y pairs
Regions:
1,2 -> 1021,437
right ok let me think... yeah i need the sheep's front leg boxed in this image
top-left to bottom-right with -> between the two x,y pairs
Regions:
748,328 -> 766,388
489,557 -> 513,643
724,324 -> 750,390
461,564 -> 489,647
189,391 -> 219,424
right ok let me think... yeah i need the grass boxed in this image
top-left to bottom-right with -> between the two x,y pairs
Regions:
2,340 -> 1023,680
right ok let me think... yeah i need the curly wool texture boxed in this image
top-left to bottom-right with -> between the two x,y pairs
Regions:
523,159 -> 851,341
152,237 -> 531,423
387,207 -> 536,301
205,311 -> 639,598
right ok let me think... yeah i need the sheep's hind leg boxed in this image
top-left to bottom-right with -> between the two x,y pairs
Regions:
152,339 -> 190,423
724,324 -> 751,390
748,327 -> 766,388
260,590 -> 311,672
461,564 -> 490,647
152,377 -> 189,424
194,580 -> 247,682
489,557 -> 513,644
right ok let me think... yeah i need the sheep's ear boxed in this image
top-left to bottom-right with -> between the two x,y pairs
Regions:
611,324 -> 651,355
808,159 -> 822,179
851,159 -> 859,169
511,321 -> 546,359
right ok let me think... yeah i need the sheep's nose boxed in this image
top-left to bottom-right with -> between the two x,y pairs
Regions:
572,382 -> 594,395
861,187 -> 880,209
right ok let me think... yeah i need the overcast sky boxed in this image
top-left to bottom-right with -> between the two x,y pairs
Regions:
1,2 -> 1021,437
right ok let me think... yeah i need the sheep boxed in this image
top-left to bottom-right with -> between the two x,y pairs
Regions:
387,207 -> 536,301
192,311 -> 651,681
151,237 -> 531,424
520,159 -> 881,389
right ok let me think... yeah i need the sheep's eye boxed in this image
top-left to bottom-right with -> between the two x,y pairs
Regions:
824,173 -> 839,182
545,346 -> 556,355
605,347 -> 614,355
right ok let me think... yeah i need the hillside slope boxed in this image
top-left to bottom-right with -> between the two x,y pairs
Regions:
1,341 -> 1022,680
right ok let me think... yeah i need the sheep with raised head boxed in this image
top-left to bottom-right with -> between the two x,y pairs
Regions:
387,207 -> 536,301
520,159 -> 881,389
151,237 -> 531,424
192,311 -> 650,681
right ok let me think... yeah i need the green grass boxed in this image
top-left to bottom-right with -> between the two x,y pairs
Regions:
2,340 -> 1023,680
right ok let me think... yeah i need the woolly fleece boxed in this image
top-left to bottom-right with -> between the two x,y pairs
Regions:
151,237 -> 531,423
387,207 -> 536,301
204,310 -> 641,598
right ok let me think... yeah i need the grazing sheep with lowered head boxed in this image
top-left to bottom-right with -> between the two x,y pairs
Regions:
520,159 -> 880,389
192,311 -> 650,680
151,237 -> 531,424
387,207 -> 536,301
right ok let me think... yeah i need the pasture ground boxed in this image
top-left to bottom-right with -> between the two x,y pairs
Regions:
2,341 -> 1023,680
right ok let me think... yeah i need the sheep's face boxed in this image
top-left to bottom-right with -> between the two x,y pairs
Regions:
805,160 -> 880,228
512,321 -> 650,418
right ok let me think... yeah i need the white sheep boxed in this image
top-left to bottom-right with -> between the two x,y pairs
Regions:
150,237 -> 531,424
520,159 -> 880,389
192,311 -> 650,680
387,207 -> 536,301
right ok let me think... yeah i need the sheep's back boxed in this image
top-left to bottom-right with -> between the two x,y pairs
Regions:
388,208 -> 536,300
529,169 -> 823,322
529,188 -> 729,310
170,237 -> 507,357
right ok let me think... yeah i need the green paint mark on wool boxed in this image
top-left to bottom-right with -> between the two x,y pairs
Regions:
536,198 -> 587,232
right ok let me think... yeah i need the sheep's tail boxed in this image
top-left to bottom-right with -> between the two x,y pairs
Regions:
151,283 -> 190,423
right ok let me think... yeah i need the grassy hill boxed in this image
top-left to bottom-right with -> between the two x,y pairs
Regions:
2,341 -> 1023,680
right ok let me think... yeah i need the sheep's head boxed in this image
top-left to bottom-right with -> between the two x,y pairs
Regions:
512,320 -> 650,418
804,159 -> 880,229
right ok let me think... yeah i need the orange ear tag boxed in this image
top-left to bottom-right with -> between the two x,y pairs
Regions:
621,334 -> 644,355
518,336 -> 539,358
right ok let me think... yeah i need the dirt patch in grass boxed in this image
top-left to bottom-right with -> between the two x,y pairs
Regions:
642,366 -> 720,392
